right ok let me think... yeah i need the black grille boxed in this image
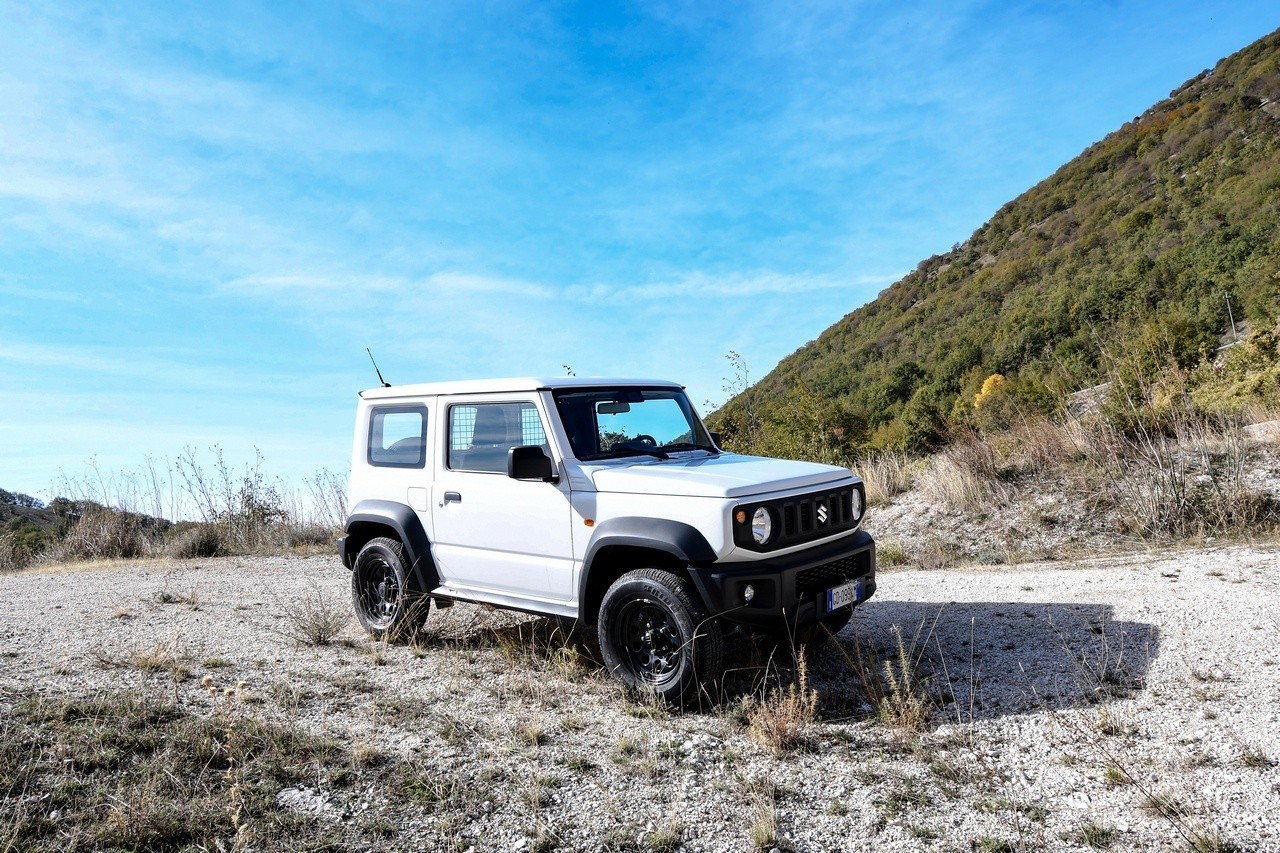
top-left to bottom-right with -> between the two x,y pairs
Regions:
796,553 -> 871,597
734,482 -> 865,551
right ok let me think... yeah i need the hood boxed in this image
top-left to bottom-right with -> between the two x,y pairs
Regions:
585,453 -> 855,499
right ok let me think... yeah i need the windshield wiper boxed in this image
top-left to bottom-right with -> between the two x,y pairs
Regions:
601,447 -> 670,460
661,442 -> 720,456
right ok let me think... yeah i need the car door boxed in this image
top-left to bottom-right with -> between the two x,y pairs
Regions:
429,397 -> 575,602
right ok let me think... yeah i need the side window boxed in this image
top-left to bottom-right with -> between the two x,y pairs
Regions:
448,402 -> 547,473
368,405 -> 428,468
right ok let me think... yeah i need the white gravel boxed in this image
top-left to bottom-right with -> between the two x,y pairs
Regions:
2,544 -> 1278,852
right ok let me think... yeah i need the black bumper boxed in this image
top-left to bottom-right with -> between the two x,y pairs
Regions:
689,529 -> 876,629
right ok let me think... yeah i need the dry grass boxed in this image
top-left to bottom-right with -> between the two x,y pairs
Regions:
745,651 -> 818,754
856,451 -> 918,505
917,436 -> 1011,514
49,503 -> 155,562
0,689 -> 347,851
743,776 -> 782,851
280,585 -> 350,646
487,616 -> 599,679
10,452 -> 347,573
843,620 -> 937,732
903,409 -> 1277,547
167,523 -> 227,558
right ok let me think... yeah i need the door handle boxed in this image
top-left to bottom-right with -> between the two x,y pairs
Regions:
442,491 -> 462,505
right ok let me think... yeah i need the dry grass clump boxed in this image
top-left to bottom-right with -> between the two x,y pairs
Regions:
285,524 -> 334,551
486,617 -> 598,679
743,776 -> 783,851
902,406 -> 1276,545
917,435 -> 1011,514
844,621 -> 937,732
990,417 -> 1086,474
48,504 -> 156,562
745,652 -> 818,754
167,523 -> 227,558
856,451 -> 918,505
281,585 -> 350,646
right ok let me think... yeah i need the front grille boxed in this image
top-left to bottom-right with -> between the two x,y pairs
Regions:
796,553 -> 872,597
734,482 -> 865,551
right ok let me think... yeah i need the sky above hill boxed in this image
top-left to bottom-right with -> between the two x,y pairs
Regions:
1,1 -> 1276,508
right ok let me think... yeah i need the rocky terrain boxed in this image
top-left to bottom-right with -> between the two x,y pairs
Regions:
2,543 -> 1278,851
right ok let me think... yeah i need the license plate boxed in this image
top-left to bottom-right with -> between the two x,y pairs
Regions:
826,580 -> 861,613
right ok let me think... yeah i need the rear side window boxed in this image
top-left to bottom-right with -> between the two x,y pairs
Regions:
368,405 -> 428,468
448,402 -> 547,473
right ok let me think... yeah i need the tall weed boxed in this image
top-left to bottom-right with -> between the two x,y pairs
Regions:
1074,410 -> 1277,539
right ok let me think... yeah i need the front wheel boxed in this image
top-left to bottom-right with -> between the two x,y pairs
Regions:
598,568 -> 723,703
351,537 -> 428,642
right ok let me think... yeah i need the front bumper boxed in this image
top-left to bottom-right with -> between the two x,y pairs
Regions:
689,529 -> 876,629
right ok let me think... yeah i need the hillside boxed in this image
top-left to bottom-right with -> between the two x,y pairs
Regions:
716,28 -> 1280,454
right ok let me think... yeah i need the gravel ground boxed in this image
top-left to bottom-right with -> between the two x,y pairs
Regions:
2,544 -> 1279,852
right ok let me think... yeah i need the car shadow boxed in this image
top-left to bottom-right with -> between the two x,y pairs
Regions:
799,599 -> 1160,723
417,598 -> 1159,722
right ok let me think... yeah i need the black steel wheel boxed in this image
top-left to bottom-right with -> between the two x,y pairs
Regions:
351,536 -> 427,641
598,568 -> 723,703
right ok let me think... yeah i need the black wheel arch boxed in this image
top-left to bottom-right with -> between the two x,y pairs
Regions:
578,517 -> 717,623
341,500 -> 439,594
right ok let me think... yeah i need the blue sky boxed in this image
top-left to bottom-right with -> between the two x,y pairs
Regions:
2,1 -> 1276,507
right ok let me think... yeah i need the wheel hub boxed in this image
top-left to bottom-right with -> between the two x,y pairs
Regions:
618,600 -> 681,679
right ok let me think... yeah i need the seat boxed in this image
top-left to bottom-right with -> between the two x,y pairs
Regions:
463,406 -> 514,472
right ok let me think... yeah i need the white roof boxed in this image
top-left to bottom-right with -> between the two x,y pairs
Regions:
358,376 -> 684,400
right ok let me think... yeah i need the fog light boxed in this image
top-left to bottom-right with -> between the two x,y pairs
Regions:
743,584 -> 756,604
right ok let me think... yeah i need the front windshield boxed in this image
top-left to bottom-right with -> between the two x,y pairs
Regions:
553,388 -> 716,460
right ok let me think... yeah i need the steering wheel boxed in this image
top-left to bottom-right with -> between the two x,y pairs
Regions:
633,434 -> 656,446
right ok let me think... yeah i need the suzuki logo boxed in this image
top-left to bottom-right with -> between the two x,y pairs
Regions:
816,502 -> 829,524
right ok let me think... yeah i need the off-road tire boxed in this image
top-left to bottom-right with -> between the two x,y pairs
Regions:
598,568 -> 724,703
351,536 -> 428,642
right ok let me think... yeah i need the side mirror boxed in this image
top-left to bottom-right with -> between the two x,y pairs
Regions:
508,445 -> 556,482
709,431 -> 723,448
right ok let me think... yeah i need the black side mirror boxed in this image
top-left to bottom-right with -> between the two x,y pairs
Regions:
709,431 -> 723,448
508,445 -> 556,482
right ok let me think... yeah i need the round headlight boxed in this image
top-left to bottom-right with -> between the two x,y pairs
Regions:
851,488 -> 864,522
751,507 -> 773,544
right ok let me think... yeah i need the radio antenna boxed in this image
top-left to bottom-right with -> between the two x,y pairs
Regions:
366,348 -> 391,387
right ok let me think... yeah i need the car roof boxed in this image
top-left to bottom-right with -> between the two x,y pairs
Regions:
358,376 -> 684,400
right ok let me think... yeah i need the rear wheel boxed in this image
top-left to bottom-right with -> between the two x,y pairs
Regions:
598,568 -> 723,703
351,537 -> 428,641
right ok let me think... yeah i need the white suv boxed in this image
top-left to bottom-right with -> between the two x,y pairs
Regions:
340,377 -> 876,701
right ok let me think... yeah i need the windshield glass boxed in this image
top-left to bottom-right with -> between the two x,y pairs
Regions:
553,388 -> 716,460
